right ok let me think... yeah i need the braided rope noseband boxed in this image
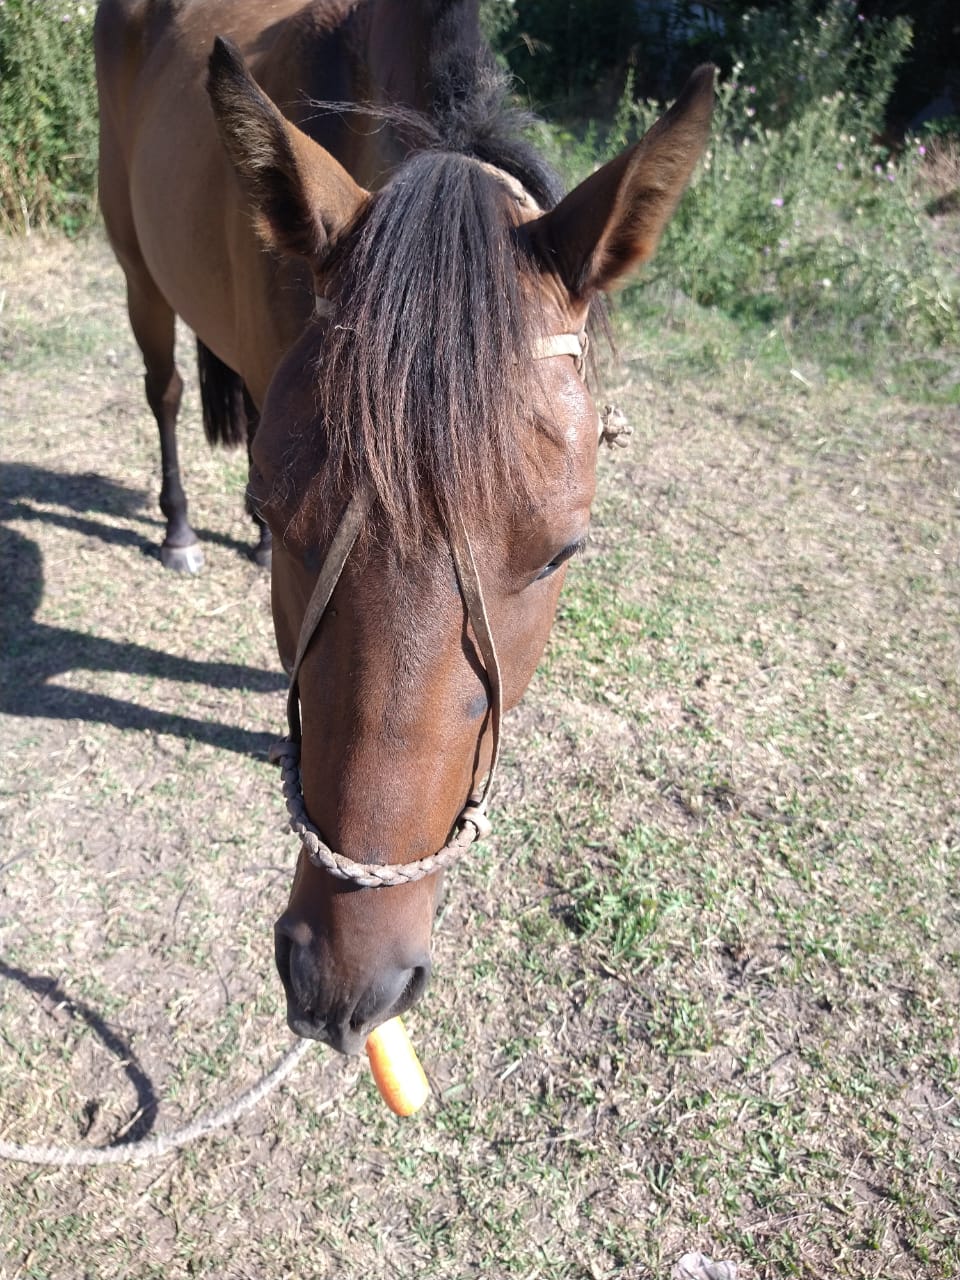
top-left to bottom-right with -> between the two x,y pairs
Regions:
268,489 -> 503,888
273,168 -> 627,888
269,736 -> 493,889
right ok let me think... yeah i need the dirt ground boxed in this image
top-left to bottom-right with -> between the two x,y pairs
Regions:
1,233 -> 958,1279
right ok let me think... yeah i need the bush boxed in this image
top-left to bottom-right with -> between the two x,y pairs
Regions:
505,0 -> 645,111
479,0 -> 516,48
533,6 -> 958,362
730,0 -> 912,137
0,0 -> 98,233
495,0 -> 954,128
641,78 -> 957,351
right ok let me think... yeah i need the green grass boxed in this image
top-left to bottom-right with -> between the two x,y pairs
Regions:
607,284 -> 960,409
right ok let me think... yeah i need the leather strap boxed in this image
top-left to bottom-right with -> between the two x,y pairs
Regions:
286,489 -> 370,744
449,513 -> 502,815
274,495 -> 503,886
532,332 -> 585,363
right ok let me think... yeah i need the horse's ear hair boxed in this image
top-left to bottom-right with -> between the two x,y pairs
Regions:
523,65 -> 715,299
207,36 -> 367,260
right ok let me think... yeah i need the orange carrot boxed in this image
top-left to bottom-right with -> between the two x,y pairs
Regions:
365,1016 -> 430,1116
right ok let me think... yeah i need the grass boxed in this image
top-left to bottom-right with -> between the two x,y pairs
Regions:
1,229 -> 959,1278
602,272 -> 960,410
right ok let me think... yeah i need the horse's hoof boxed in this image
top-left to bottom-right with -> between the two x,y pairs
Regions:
251,542 -> 272,570
161,542 -> 204,573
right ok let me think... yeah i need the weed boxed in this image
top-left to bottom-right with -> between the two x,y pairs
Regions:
533,7 -> 958,391
0,0 -> 98,233
732,0 -> 912,137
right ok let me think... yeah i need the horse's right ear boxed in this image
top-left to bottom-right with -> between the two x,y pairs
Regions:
523,65 -> 715,300
207,36 -> 367,261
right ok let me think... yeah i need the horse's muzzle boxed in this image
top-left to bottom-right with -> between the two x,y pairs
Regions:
274,921 -> 431,1055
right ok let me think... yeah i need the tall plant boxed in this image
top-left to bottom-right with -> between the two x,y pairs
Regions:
0,0 -> 98,232
733,0 -> 912,135
551,5 -> 957,355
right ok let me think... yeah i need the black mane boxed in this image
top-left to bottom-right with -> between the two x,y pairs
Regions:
296,10 -> 570,553
424,2 -> 564,209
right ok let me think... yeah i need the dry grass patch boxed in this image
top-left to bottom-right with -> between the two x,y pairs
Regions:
1,231 -> 959,1279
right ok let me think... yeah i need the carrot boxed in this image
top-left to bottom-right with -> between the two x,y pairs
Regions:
365,1016 -> 430,1116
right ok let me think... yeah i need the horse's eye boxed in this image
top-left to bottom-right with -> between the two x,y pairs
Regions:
535,537 -> 586,582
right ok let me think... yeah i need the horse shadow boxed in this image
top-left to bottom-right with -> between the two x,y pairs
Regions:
2,460 -> 262,562
0,960 -> 160,1144
0,463 -> 285,757
0,465 -> 289,1139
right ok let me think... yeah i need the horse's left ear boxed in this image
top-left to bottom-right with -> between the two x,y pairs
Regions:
524,65 -> 715,300
207,36 -> 368,260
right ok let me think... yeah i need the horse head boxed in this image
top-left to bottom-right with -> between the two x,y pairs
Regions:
208,38 -> 713,1053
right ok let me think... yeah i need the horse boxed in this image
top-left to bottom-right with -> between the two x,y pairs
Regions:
94,0 -> 713,1054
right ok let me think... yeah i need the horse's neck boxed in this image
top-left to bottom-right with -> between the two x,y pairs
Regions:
252,0 -> 483,188
352,0 -> 482,114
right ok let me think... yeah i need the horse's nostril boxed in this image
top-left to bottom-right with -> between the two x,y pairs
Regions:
274,926 -> 294,996
274,920 -> 433,1053
348,961 -> 432,1035
398,963 -> 431,1013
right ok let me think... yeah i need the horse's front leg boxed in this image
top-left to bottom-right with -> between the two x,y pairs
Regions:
243,386 -> 272,569
150,366 -> 205,573
128,277 -> 204,573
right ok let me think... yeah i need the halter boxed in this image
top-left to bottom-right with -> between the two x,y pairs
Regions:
270,172 -> 627,888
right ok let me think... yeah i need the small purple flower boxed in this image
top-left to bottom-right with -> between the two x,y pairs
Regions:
918,144 -> 926,156
747,86 -> 756,94
771,197 -> 784,207
836,162 -> 844,171
887,173 -> 895,182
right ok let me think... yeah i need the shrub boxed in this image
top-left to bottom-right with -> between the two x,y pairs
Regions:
505,0 -> 645,111
536,7 -> 958,361
640,78 -> 958,351
731,0 -> 913,137
0,0 -> 98,233
479,0 -> 516,48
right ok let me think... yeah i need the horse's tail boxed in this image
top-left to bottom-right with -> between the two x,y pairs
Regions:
196,338 -> 248,448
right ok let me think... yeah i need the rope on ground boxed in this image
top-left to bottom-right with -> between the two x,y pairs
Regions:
0,1038 -> 314,1167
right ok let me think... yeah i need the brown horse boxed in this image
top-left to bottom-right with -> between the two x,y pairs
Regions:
95,0 -> 713,1053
